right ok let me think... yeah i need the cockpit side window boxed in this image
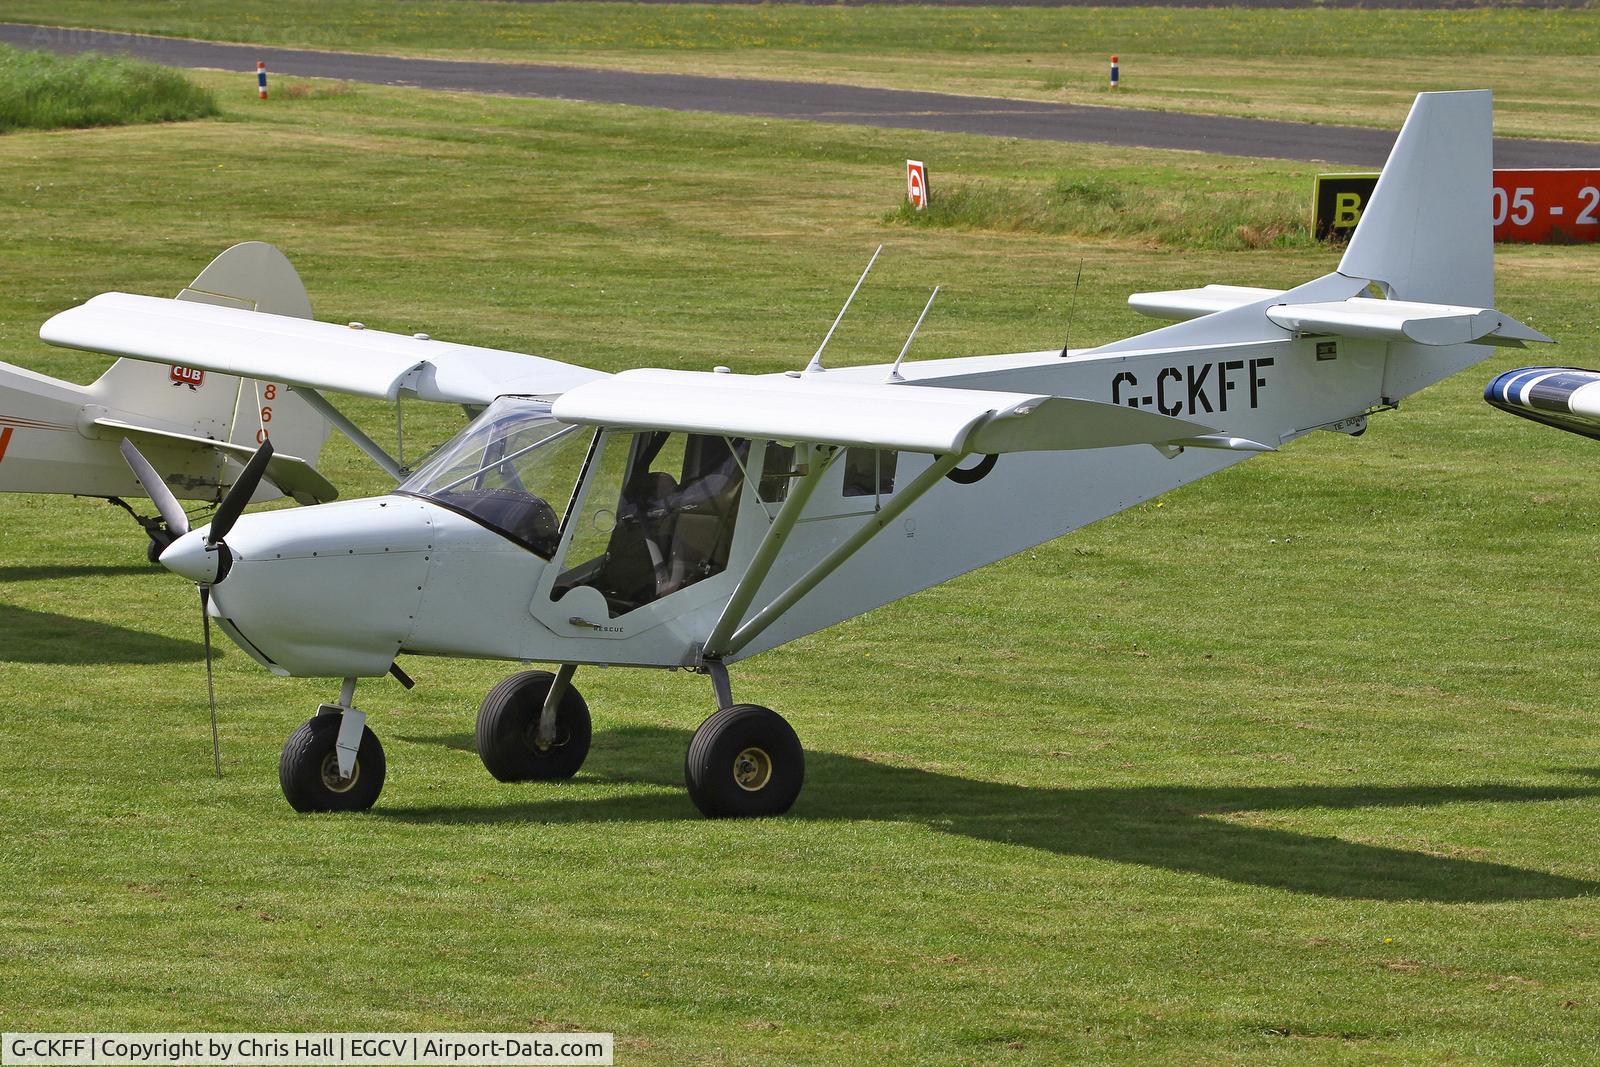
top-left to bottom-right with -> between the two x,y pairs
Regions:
398,397 -> 593,558
552,431 -> 749,618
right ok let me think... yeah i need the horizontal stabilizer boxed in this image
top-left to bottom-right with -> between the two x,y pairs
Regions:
551,369 -> 1222,455
1265,298 -> 1553,347
42,292 -> 604,406
95,418 -> 338,505
1128,285 -> 1286,322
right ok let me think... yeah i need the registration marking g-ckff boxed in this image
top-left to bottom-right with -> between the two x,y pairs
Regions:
1110,357 -> 1276,417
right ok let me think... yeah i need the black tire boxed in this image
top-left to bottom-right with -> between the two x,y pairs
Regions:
279,713 -> 386,813
146,530 -> 175,565
685,704 -> 804,818
476,670 -> 592,782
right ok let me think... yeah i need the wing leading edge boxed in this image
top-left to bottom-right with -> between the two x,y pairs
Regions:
41,292 -> 605,406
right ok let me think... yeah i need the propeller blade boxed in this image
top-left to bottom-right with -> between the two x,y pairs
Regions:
208,438 -> 275,546
200,586 -> 222,778
119,438 -> 190,539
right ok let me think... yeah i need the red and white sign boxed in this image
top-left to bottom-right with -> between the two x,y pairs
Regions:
170,365 -> 205,389
906,159 -> 928,211
1492,170 -> 1600,243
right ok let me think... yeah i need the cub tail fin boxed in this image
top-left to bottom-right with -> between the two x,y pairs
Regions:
86,242 -> 335,502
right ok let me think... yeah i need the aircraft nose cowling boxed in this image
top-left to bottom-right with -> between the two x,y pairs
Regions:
200,496 -> 438,678
159,528 -> 225,584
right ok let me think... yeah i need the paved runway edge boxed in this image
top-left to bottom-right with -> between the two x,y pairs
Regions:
5,22 -> 1599,168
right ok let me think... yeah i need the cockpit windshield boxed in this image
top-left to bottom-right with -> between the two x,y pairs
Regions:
397,397 -> 593,558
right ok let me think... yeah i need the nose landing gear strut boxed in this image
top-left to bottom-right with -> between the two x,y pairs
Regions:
279,677 -> 386,812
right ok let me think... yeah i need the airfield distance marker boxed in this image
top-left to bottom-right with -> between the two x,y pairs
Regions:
257,61 -> 267,100
1110,55 -> 1120,90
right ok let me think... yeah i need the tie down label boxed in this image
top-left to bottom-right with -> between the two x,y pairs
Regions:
1111,357 -> 1274,417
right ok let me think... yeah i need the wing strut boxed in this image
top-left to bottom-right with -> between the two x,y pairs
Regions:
703,443 -> 838,657
704,449 -> 968,661
296,387 -> 404,480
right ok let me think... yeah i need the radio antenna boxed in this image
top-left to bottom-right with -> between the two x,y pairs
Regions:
887,286 -> 939,383
1058,257 -> 1085,358
805,244 -> 882,374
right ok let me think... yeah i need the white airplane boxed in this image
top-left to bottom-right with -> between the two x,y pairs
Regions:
0,242 -> 336,560
38,91 -> 1548,818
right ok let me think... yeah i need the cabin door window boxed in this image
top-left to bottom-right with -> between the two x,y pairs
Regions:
552,431 -> 749,618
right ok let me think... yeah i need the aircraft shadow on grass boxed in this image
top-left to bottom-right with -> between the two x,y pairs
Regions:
0,602 -> 206,664
0,564 -> 153,582
390,726 -> 1600,903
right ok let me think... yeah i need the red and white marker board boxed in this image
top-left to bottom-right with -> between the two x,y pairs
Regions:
1492,170 -> 1600,243
906,160 -> 928,210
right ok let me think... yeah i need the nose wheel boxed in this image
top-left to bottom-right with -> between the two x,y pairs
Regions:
279,711 -> 386,812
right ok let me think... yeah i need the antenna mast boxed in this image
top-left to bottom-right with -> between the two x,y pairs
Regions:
1058,257 -> 1085,358
805,244 -> 882,374
886,286 -> 939,383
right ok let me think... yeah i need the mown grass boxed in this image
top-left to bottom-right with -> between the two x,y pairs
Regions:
886,174 -> 1314,250
2,71 -> 1600,1064
7,2 -> 1600,139
0,43 -> 216,133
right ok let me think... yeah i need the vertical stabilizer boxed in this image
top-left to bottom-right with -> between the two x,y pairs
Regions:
87,242 -> 332,500
1338,90 -> 1493,307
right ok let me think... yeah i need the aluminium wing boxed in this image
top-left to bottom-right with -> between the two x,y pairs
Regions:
550,369 -> 1268,454
41,292 -> 605,406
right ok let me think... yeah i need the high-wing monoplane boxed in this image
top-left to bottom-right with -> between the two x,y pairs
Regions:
1,242 -> 337,559
39,91 -> 1545,817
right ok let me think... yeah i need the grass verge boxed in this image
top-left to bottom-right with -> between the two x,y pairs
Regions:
885,174 -> 1315,250
0,43 -> 216,133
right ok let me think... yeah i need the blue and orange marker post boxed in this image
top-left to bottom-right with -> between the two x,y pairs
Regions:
257,61 -> 267,100
1110,55 -> 1119,90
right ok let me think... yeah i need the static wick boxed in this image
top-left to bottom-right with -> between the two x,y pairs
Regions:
805,244 -> 883,374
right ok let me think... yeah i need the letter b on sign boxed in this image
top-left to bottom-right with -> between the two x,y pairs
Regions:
906,159 -> 928,211
1313,173 -> 1379,241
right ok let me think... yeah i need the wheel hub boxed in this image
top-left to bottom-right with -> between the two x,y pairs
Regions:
732,746 -> 773,792
319,750 -> 360,793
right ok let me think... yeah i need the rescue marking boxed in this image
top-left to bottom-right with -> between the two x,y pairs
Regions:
0,426 -> 11,463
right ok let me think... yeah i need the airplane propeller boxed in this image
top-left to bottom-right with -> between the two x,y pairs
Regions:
120,436 -> 275,777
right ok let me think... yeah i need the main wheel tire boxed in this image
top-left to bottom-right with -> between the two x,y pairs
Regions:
476,670 -> 592,782
279,714 -> 386,813
685,704 -> 804,818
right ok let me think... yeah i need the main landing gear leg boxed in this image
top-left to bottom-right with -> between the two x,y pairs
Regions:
476,665 -> 592,781
279,677 -> 387,813
107,496 -> 177,564
686,661 -> 804,819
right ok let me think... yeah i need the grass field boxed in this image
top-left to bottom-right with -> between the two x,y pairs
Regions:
4,66 -> 1600,1064
7,2 -> 1600,140
0,42 -> 216,132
